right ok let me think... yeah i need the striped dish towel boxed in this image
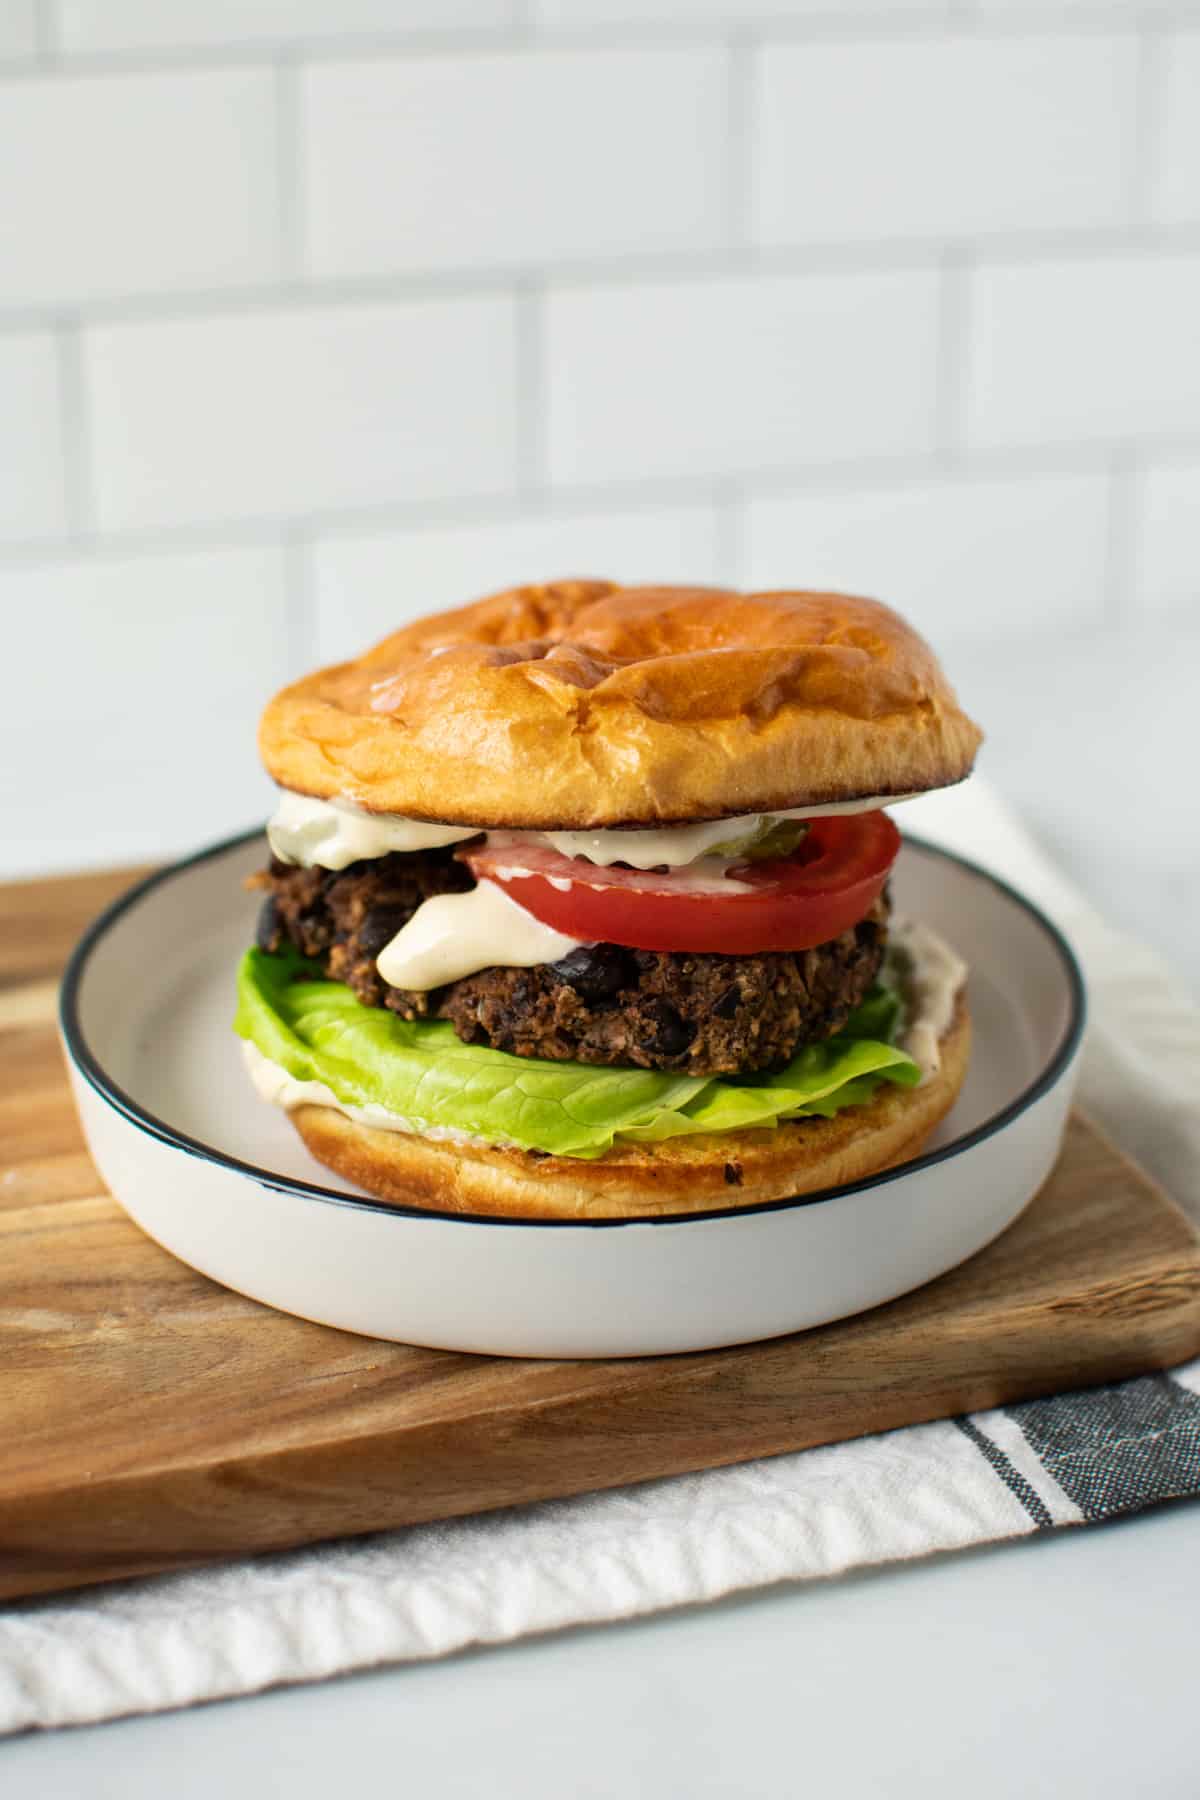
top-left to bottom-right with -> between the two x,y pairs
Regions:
3,779 -> 1199,1735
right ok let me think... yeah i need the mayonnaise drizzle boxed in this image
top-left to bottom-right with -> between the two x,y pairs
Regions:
266,789 -> 920,872
376,878 -> 583,992
886,917 -> 967,1082
526,794 -> 919,870
267,791 -> 476,871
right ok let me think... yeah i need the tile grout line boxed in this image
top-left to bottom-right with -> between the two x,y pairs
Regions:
1,26 -> 527,81
4,221 -> 1200,339
0,9 -> 1174,81
4,437 -> 1190,574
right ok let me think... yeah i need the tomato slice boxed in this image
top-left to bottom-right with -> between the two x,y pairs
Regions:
462,812 -> 901,955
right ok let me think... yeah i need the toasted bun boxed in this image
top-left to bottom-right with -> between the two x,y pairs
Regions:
260,582 -> 982,828
286,999 -> 970,1222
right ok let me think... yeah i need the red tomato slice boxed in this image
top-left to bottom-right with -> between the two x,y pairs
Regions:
462,812 -> 901,954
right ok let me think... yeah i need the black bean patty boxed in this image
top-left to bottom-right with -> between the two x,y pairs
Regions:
252,853 -> 888,1077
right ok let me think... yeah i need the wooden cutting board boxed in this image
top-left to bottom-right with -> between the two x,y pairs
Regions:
3,866 -> 1200,1604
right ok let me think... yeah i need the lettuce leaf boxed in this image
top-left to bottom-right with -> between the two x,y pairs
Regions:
235,946 -> 920,1160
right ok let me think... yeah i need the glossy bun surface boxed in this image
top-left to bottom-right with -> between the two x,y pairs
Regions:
259,581 -> 983,827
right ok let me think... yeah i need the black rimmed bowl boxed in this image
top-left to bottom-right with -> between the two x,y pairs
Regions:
61,832 -> 1085,1358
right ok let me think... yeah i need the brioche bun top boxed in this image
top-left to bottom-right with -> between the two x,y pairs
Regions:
259,580 -> 982,828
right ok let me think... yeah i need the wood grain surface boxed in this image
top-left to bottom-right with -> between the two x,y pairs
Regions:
3,865 -> 1200,1604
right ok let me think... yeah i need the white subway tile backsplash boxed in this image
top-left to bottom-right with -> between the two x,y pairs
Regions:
302,48 -> 728,280
964,251 -> 1200,450
54,0 -> 512,55
741,468 -> 1111,643
546,268 -> 941,487
1149,33 -> 1200,226
753,35 -> 1138,248
0,69 -> 280,309
0,332 -> 67,543
84,296 -> 519,532
0,0 -> 37,61
0,543 -> 288,873
3,15 -> 1199,889
1133,461 -> 1200,617
311,501 -> 724,661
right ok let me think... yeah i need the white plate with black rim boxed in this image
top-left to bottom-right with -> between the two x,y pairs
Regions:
60,832 -> 1085,1359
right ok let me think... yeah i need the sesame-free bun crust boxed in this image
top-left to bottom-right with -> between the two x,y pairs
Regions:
287,999 -> 970,1222
260,582 -> 982,829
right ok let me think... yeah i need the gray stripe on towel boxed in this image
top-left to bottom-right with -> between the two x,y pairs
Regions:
955,1415 -> 1054,1529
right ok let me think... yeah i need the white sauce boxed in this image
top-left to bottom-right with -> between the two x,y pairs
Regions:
376,877 -> 583,992
267,791 -> 476,871
887,917 -> 967,1083
528,794 -> 920,870
266,789 -> 919,872
241,1041 -> 503,1148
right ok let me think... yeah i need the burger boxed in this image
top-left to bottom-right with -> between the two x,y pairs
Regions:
235,581 -> 982,1219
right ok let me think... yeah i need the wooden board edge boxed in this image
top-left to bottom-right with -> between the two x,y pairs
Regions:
4,1240 -> 1200,1604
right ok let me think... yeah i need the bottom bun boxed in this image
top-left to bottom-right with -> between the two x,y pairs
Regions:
288,997 -> 971,1221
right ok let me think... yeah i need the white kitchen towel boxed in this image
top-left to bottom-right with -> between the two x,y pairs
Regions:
3,778 -> 1199,1736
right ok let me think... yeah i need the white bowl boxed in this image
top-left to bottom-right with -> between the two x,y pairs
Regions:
61,832 -> 1085,1358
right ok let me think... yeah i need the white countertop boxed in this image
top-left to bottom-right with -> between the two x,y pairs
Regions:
6,624 -> 1198,1788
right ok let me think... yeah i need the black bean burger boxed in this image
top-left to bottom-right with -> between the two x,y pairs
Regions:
235,581 -> 982,1218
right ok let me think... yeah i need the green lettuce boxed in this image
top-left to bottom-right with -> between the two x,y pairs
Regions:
235,946 -> 920,1160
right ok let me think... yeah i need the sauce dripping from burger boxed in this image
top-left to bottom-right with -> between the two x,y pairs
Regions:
375,878 -> 582,993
